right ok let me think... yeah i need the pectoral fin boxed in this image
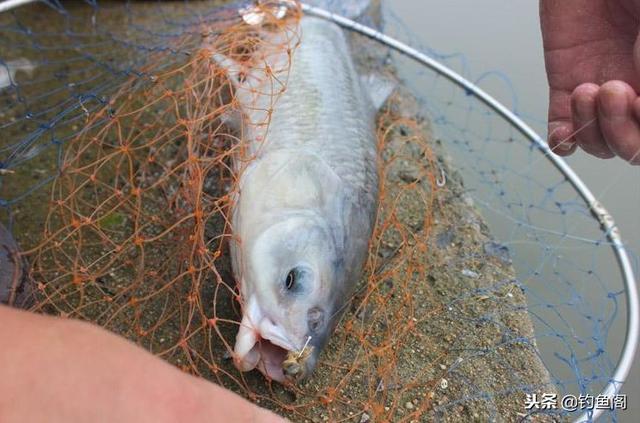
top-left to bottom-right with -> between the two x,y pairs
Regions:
361,72 -> 397,110
211,53 -> 244,87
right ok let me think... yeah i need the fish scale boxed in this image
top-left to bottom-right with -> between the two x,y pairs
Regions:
265,17 -> 378,201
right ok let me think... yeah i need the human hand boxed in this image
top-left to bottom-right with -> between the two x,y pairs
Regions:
540,0 -> 640,164
0,306 -> 285,423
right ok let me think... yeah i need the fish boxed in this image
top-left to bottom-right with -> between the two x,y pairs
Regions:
0,58 -> 36,90
215,0 -> 393,382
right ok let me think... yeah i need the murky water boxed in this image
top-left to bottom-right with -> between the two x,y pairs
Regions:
389,1 -> 640,421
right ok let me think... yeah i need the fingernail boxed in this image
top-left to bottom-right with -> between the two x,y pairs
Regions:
554,140 -> 575,152
548,122 -> 575,151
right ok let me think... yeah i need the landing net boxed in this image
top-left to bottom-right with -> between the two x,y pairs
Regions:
0,1 -> 637,422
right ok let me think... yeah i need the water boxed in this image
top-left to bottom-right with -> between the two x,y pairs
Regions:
389,0 -> 640,420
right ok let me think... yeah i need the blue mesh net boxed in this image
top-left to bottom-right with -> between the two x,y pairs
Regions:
0,1 -> 637,422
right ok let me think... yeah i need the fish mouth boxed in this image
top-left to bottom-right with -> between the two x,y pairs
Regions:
234,299 -> 306,383
234,305 -> 296,382
236,333 -> 291,382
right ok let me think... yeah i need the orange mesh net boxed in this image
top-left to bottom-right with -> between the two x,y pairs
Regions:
10,3 -> 538,422
6,1 -> 636,421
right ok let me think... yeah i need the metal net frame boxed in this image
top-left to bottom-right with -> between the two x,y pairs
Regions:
0,1 -> 637,422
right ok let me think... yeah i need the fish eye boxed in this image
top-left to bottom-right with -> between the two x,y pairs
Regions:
285,269 -> 296,290
283,265 -> 312,293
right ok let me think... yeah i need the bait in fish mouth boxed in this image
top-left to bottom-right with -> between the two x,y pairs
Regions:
282,336 -> 314,380
215,0 -> 395,383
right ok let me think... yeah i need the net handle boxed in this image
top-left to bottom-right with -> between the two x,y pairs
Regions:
298,3 -> 639,422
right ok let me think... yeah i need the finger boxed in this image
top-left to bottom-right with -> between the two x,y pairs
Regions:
597,80 -> 640,165
630,97 -> 640,164
571,83 -> 615,158
547,87 -> 577,155
548,120 -> 578,156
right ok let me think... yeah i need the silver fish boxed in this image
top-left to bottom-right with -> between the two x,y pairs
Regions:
217,0 -> 389,382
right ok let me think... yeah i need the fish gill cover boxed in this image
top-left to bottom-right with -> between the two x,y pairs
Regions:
0,1 -> 636,422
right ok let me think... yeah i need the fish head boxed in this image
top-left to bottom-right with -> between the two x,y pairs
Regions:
233,214 -> 346,383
